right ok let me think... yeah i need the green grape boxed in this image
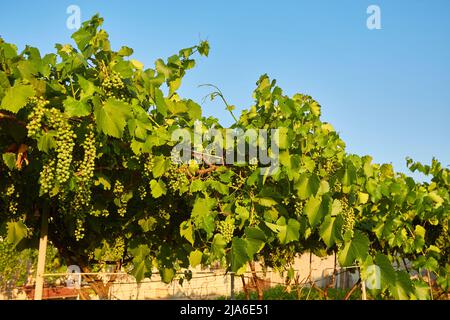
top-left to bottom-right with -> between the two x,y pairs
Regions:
48,108 -> 76,185
138,185 -> 147,200
144,155 -> 155,178
27,97 -> 48,137
73,126 -> 96,212
324,159 -> 337,175
102,71 -> 125,100
435,219 -> 449,250
39,159 -> 56,194
113,180 -> 124,196
6,184 -> 18,214
294,200 -> 304,216
266,245 -> 296,271
341,197 -> 355,238
166,164 -> 189,195
74,218 -> 85,241
217,217 -> 235,243
332,181 -> 342,193
113,180 -> 127,217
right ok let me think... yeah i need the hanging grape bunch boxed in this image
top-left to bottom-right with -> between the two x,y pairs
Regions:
217,217 -> 235,244
143,154 -> 155,179
341,196 -> 355,238
6,184 -> 18,214
165,163 -> 189,195
74,217 -> 85,241
48,108 -> 76,185
102,71 -> 126,101
72,126 -> 97,212
26,97 -> 49,138
113,180 -> 127,217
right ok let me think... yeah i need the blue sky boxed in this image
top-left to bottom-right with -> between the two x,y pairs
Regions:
1,0 -> 449,178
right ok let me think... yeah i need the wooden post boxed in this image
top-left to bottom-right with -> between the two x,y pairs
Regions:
230,272 -> 235,300
360,268 -> 367,300
34,209 -> 48,300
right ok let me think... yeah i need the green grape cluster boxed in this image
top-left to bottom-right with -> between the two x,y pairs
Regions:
26,97 -> 49,137
249,157 -> 258,169
102,71 -> 126,100
294,200 -> 304,216
341,197 -> 355,238
39,159 -> 56,194
323,159 -> 337,175
138,185 -> 147,200
6,184 -> 18,214
99,237 -> 125,262
166,164 -> 189,194
159,208 -> 170,220
217,217 -> 235,243
90,209 -> 110,217
113,180 -> 127,217
435,219 -> 449,250
113,180 -> 124,195
48,108 -> 76,185
74,218 -> 85,241
143,155 -> 155,178
266,245 -> 296,271
332,181 -> 342,193
72,127 -> 97,211
78,127 -> 96,184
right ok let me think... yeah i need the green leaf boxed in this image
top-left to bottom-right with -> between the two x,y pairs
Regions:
295,173 -> 320,200
319,214 -> 343,248
94,173 -> 111,190
154,88 -> 167,116
256,197 -> 278,207
374,253 -> 397,291
150,179 -> 167,198
77,75 -> 96,97
231,237 -> 250,272
0,83 -> 35,113
277,218 -> 300,245
37,131 -> 57,153
191,197 -> 217,238
6,221 -> 27,247
390,271 -> 414,300
71,28 -> 93,51
94,98 -> 132,138
189,250 -> 203,268
2,152 -> 16,170
412,280 -> 431,300
305,195 -> 331,228
211,233 -> 226,259
130,59 -> 144,70
414,225 -> 426,251
235,205 -> 250,229
131,258 -> 152,283
338,231 -> 369,267
180,220 -> 195,245
340,162 -> 357,187
117,46 -> 134,56
138,217 -> 157,232
152,156 -> 170,178
190,179 -> 206,193
358,192 -> 369,204
244,227 -> 266,256
64,96 -> 91,117
161,268 -> 175,284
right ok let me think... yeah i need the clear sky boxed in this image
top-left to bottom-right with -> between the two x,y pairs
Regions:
1,0 -> 449,179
